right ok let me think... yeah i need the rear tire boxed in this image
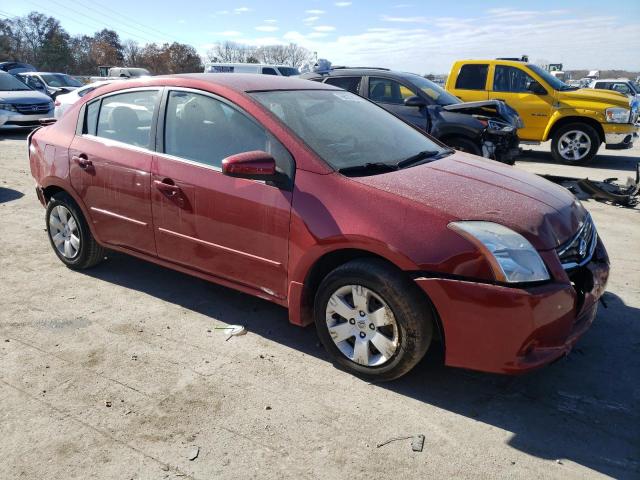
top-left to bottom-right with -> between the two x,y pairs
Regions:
551,123 -> 600,165
445,136 -> 482,156
46,192 -> 105,270
314,258 -> 433,381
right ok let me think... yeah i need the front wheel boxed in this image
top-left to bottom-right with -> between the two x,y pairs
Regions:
444,136 -> 482,156
550,123 -> 601,165
314,259 -> 433,381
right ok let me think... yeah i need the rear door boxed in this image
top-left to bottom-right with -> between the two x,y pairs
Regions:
150,89 -> 293,299
69,88 -> 161,255
450,63 -> 490,102
488,65 -> 553,141
365,76 -> 427,129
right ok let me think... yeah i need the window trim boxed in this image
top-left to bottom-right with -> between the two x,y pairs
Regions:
155,86 -> 296,188
455,64 -> 489,91
366,75 -> 417,105
78,86 -> 164,153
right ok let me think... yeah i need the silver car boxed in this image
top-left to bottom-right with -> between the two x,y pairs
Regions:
0,72 -> 54,130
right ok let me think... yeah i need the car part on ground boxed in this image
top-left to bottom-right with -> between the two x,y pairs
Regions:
540,163 -> 640,208
300,68 -> 521,164
446,59 -> 639,164
29,73 -> 609,380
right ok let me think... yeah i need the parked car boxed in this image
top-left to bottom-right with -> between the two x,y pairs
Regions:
29,74 -> 609,380
588,78 -> 640,103
204,63 -> 300,76
301,67 -> 522,164
446,59 -> 639,164
16,72 -> 83,98
0,71 -> 54,130
54,80 -> 116,118
0,61 -> 37,74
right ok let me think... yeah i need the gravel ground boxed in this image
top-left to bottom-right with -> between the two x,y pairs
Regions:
1,132 -> 638,480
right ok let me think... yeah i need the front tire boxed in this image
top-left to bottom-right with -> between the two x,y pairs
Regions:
445,136 -> 482,156
46,192 -> 105,270
551,123 -> 600,165
314,259 -> 433,381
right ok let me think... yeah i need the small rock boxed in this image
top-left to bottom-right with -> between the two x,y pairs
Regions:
131,354 -> 138,361
188,446 -> 199,461
105,401 -> 112,407
556,459 -> 563,465
125,410 -> 132,415
264,405 -> 272,410
161,464 -> 170,471
259,354 -> 265,359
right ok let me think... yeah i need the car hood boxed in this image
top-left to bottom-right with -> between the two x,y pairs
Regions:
0,90 -> 52,103
557,88 -> 630,107
349,153 -> 586,250
441,99 -> 522,127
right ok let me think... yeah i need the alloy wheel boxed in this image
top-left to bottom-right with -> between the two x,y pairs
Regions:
49,205 -> 80,259
558,130 -> 591,161
325,284 -> 399,367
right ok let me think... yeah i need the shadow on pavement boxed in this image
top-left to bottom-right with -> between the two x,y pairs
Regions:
517,148 -> 639,172
81,252 -> 640,479
0,187 -> 25,203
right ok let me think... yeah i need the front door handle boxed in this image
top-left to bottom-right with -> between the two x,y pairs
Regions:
72,154 -> 92,169
154,179 -> 185,207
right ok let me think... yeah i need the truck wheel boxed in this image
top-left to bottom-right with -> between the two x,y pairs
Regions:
445,136 -> 482,156
551,123 -> 600,165
314,258 -> 433,381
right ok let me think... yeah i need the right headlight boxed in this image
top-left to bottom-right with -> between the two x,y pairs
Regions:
605,107 -> 630,123
449,221 -> 550,283
0,103 -> 18,112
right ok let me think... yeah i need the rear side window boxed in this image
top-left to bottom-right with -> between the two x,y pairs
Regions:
84,100 -> 100,135
455,64 -> 488,90
163,91 -> 292,174
493,66 -> 535,92
594,82 -> 609,89
368,77 -> 414,104
95,90 -> 159,148
262,67 -> 278,75
324,76 -> 362,94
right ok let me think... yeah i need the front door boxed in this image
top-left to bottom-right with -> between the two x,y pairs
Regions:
367,76 -> 427,130
488,65 -> 554,141
150,89 -> 293,299
69,88 -> 161,255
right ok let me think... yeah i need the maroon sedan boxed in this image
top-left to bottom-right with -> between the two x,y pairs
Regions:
29,74 -> 609,380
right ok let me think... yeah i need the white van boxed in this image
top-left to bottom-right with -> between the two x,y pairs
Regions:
204,63 -> 299,76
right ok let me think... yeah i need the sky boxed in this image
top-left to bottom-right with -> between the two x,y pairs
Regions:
2,0 -> 640,73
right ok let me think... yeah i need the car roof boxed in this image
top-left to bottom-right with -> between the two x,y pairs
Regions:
301,68 -> 424,82
592,78 -> 630,82
162,73 -> 337,92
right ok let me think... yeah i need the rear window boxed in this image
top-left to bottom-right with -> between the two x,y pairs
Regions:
455,64 -> 488,90
95,90 -> 159,148
324,76 -> 361,94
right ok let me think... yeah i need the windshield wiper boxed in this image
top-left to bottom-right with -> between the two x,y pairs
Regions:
338,162 -> 398,176
396,149 -> 452,169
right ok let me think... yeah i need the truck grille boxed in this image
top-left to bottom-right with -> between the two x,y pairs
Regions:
14,103 -> 52,115
556,214 -> 597,270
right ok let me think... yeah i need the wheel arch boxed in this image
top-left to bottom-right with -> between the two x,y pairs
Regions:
546,115 -> 605,143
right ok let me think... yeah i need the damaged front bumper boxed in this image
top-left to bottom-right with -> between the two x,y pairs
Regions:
483,130 -> 520,164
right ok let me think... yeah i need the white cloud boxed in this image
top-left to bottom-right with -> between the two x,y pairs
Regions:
215,30 -> 243,37
380,15 -> 428,23
335,2 -> 352,6
256,25 -> 279,32
306,9 -> 325,15
314,25 -> 336,32
264,19 -> 277,23
304,16 -> 320,24
234,7 -> 251,14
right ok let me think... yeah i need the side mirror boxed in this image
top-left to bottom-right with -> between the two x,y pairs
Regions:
404,95 -> 427,107
527,80 -> 547,95
222,151 -> 277,181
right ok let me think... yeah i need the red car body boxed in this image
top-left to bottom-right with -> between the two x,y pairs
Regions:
29,74 -> 610,375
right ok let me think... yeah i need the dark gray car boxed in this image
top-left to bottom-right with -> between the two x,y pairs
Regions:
301,68 -> 522,164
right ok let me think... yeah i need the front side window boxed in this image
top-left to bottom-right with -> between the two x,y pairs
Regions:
262,67 -> 278,75
612,83 -> 631,94
368,77 -> 414,104
276,67 -> 299,77
95,90 -> 159,148
324,76 -> 362,94
163,91 -> 292,173
251,89 -> 446,171
455,64 -> 488,90
404,73 -> 460,105
41,74 -> 83,88
493,66 -> 536,93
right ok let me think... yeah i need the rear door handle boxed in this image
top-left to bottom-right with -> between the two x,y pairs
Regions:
72,154 -> 92,169
154,179 -> 185,207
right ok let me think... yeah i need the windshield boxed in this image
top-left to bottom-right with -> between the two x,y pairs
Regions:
251,89 -> 446,171
406,74 -> 461,105
526,64 -> 576,91
40,74 -> 83,87
277,67 -> 300,77
0,72 -> 31,91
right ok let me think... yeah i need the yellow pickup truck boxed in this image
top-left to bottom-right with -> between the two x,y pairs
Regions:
446,59 -> 639,164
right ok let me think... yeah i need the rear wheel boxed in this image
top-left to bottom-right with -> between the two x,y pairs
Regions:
314,259 -> 433,381
445,136 -> 482,156
46,192 -> 105,269
551,123 -> 600,165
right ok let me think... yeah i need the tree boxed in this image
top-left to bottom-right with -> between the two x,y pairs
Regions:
164,42 -> 202,73
123,39 -> 141,67
91,29 -> 124,66
11,12 -> 65,68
